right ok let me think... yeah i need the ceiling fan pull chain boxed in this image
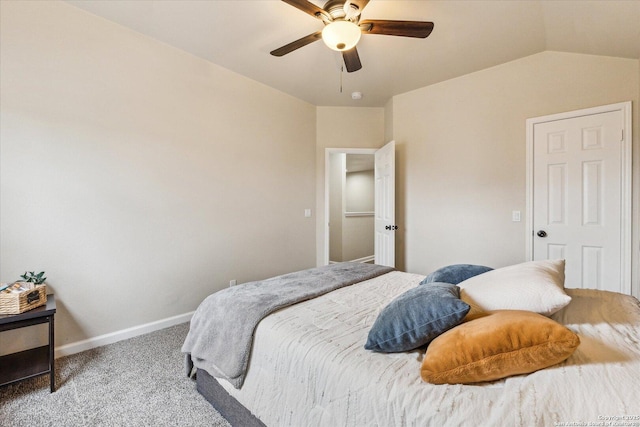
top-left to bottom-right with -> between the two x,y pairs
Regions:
340,65 -> 344,93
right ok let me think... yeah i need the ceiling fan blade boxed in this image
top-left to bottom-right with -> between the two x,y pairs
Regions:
281,0 -> 329,20
270,31 -> 323,57
359,19 -> 434,38
343,48 -> 362,73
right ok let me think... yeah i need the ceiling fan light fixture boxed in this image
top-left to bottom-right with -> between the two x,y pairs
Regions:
321,20 -> 361,51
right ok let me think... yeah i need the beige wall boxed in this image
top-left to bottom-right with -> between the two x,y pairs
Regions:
328,164 -> 375,262
342,170 -> 375,261
315,107 -> 386,265
0,2 -> 316,353
384,98 -> 394,144
392,51 -> 639,298
328,153 -> 344,262
345,170 -> 375,213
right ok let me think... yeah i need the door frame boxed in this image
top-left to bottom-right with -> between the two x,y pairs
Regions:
324,148 -> 377,265
525,101 -> 632,294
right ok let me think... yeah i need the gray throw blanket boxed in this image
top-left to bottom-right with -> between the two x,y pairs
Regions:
181,262 -> 393,388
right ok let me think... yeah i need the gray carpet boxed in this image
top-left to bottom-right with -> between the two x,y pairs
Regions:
0,323 -> 231,427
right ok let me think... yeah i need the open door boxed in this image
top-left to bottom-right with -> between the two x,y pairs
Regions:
374,141 -> 396,267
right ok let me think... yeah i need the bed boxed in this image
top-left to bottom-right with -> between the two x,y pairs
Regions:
183,261 -> 640,426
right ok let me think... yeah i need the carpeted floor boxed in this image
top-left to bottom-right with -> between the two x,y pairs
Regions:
0,323 -> 231,427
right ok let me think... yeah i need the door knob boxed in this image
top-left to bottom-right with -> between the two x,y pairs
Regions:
537,230 -> 547,238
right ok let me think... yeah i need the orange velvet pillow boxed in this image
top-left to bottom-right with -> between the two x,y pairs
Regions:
420,310 -> 580,385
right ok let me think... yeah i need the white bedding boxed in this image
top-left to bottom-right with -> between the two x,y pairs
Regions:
217,271 -> 640,426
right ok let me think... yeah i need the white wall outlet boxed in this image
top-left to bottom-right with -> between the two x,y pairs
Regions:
304,209 -> 312,218
512,210 -> 521,222
229,279 -> 237,287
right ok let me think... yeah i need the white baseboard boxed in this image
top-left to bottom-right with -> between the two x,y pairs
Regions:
55,311 -> 194,358
349,255 -> 375,264
330,255 -> 375,264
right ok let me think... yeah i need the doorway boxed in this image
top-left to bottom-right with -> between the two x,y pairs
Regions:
526,102 -> 632,294
324,141 -> 396,267
328,152 -> 375,263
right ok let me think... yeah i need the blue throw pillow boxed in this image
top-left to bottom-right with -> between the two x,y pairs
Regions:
364,282 -> 470,353
421,264 -> 493,285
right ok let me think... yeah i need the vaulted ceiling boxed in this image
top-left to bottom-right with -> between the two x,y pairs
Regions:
66,0 -> 640,107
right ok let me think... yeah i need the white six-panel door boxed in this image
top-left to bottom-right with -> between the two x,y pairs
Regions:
374,141 -> 395,267
529,105 -> 631,293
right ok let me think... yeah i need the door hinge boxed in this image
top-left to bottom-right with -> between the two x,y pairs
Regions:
620,129 -> 624,141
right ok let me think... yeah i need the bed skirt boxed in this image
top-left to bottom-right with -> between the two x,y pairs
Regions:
195,368 -> 265,427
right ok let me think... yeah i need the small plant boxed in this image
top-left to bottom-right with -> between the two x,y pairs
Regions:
18,271 -> 47,285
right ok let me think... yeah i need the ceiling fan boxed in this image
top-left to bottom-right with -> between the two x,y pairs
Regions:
270,0 -> 434,73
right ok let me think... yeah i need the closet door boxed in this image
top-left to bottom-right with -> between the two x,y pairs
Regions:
529,104 -> 630,294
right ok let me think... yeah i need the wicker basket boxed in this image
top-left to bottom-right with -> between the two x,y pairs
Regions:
0,283 -> 47,315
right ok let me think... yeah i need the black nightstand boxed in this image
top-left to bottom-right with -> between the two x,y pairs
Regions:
0,294 -> 56,392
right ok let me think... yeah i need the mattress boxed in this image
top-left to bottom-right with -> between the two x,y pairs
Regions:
211,271 -> 640,426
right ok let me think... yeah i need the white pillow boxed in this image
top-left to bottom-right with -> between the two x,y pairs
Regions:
458,259 -> 571,316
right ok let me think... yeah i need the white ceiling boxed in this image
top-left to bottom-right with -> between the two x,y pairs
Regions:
65,0 -> 640,108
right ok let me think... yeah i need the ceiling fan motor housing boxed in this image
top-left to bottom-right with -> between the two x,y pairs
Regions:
322,0 -> 361,22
